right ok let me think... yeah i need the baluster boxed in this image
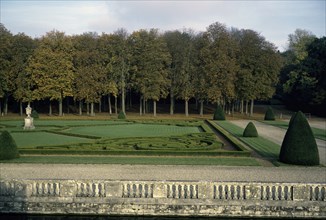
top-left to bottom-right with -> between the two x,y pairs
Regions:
48,183 -> 53,195
261,186 -> 266,200
236,185 -> 240,199
318,187 -> 322,201
180,185 -> 185,199
93,183 -> 98,197
219,185 -> 224,199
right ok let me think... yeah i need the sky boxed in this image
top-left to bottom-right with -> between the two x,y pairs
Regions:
1,0 -> 325,51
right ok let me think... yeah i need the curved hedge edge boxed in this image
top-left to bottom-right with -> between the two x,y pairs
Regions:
19,149 -> 251,157
206,120 -> 250,153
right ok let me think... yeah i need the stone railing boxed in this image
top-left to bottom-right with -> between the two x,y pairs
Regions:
0,179 -> 325,218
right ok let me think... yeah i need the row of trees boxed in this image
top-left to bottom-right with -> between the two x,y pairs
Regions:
0,22 -> 283,117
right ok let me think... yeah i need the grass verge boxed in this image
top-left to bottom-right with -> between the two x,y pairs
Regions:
0,155 -> 261,166
261,120 -> 326,141
212,121 -> 280,160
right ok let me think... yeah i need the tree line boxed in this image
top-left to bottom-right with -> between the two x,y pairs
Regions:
1,22 -> 324,117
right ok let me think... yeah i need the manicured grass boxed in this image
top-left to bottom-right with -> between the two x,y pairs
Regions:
0,155 -> 261,166
11,131 -> 93,148
65,123 -> 200,138
213,121 -> 280,159
262,120 -> 326,141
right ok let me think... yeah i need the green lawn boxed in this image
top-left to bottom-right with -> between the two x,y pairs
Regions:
11,131 -> 93,148
65,123 -> 200,138
261,120 -> 326,141
213,121 -> 280,159
0,155 -> 260,166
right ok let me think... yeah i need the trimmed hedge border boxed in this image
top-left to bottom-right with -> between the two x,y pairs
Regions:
206,120 -> 250,153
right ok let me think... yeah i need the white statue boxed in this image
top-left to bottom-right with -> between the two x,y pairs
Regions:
24,104 -> 35,130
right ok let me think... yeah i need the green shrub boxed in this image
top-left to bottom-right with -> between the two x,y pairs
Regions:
264,107 -> 275,121
31,110 -> 39,119
279,111 -> 319,166
213,105 -> 225,120
118,111 -> 126,119
0,130 -> 20,160
243,122 -> 258,137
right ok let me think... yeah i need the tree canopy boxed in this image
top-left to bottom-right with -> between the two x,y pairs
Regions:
2,23 -> 323,116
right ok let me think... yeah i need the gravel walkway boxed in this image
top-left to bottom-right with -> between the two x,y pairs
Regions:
1,163 -> 325,183
230,120 -> 326,165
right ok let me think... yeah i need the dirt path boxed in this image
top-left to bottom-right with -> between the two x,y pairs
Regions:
1,163 -> 325,183
230,120 -> 326,165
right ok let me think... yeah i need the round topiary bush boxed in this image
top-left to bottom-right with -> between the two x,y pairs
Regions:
0,130 -> 20,160
213,105 -> 225,120
31,109 -> 39,119
279,111 -> 319,166
118,111 -> 126,119
243,122 -> 258,137
264,107 -> 275,121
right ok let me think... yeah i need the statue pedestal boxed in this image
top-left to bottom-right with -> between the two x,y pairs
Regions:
24,117 -> 35,130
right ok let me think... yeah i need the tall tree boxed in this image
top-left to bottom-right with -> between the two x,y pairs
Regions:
26,30 -> 74,116
129,29 -> 171,116
164,30 -> 196,116
11,33 -> 36,115
0,23 -> 13,115
202,22 -> 239,108
232,28 -> 281,116
72,32 -> 106,116
100,29 -> 130,115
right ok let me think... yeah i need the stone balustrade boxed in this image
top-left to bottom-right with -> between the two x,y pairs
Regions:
0,179 -> 325,218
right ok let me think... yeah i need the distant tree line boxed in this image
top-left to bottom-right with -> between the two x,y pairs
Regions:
0,22 -> 324,116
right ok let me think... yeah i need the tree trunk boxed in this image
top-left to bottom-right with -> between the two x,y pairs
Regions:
139,96 -> 142,116
99,98 -> 102,113
245,100 -> 248,115
59,99 -> 63,116
185,99 -> 189,117
143,98 -> 146,115
49,101 -> 52,116
240,99 -> 244,114
108,94 -> 112,115
0,100 -> 2,116
121,88 -> 125,114
153,100 -> 157,117
199,100 -> 204,116
114,96 -> 118,115
250,99 -> 254,117
4,95 -> 8,115
79,100 -> 82,115
170,93 -> 174,115
90,102 -> 95,116
19,100 -> 23,116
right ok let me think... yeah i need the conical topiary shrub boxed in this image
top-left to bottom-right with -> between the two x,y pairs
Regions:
213,105 -> 225,120
118,111 -> 126,119
264,107 -> 275,121
31,109 -> 39,119
0,131 -> 20,160
279,111 -> 319,165
243,122 -> 258,137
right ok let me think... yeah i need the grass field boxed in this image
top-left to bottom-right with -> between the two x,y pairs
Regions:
213,121 -> 280,160
261,120 -> 326,141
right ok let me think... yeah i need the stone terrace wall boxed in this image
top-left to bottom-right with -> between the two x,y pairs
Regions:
0,179 -> 325,218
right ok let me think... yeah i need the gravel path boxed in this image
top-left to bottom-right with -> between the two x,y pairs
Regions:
1,163 -> 325,183
230,120 -> 326,165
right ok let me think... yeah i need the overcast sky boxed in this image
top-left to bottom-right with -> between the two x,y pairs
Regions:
1,0 -> 325,51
